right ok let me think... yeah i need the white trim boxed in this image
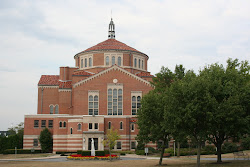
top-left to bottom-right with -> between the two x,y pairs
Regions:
73,65 -> 152,88
59,89 -> 72,92
38,86 -> 59,89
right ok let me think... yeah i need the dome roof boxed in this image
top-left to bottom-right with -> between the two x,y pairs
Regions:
75,39 -> 147,57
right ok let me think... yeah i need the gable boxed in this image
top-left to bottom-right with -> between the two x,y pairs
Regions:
73,65 -> 153,88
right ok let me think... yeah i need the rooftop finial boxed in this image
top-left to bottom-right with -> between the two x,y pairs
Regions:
108,17 -> 115,39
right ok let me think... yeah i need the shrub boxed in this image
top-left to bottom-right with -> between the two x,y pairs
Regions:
77,150 -> 82,154
3,149 -> 42,154
95,151 -> 105,156
241,137 -> 250,150
135,150 -> 145,155
56,151 -> 76,154
222,142 -> 238,153
81,151 -> 91,156
104,150 -> 110,155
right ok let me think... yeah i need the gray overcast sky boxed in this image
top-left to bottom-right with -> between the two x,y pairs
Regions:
0,0 -> 249,130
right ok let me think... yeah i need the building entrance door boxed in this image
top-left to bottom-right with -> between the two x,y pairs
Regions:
88,138 -> 98,150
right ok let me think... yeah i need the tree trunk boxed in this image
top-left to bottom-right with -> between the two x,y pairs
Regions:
177,142 -> 180,158
216,142 -> 222,163
159,140 -> 166,165
109,147 -> 111,161
196,142 -> 201,167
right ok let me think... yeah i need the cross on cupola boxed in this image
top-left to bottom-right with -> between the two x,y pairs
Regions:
108,18 -> 115,39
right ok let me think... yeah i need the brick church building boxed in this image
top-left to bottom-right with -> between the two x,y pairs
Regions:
23,19 -> 155,153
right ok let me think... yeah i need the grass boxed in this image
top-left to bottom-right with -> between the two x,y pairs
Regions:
0,159 -> 249,167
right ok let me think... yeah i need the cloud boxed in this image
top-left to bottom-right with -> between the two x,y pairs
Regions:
0,0 -> 250,130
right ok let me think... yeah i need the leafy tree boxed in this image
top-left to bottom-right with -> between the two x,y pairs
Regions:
137,91 -> 169,165
138,65 -> 184,165
102,127 -> 120,161
39,128 -> 53,153
164,70 -> 210,167
199,59 -> 250,163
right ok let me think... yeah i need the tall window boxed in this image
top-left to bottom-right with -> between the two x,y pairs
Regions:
142,60 -> 144,69
89,57 -> 92,67
81,59 -> 83,68
112,56 -> 115,65
117,141 -> 122,149
134,58 -> 137,67
48,120 -> 53,128
33,139 -> 38,147
89,94 -> 99,115
118,56 -> 121,66
131,123 -> 135,131
85,58 -> 87,67
70,128 -> 73,134
55,105 -> 59,114
106,56 -> 109,66
59,122 -> 62,127
63,122 -> 66,127
78,123 -> 82,130
34,120 -> 39,128
139,59 -> 141,68
120,122 -> 123,130
108,88 -> 123,115
131,141 -> 136,149
108,122 -> 111,129
49,105 -> 53,114
89,123 -> 93,129
94,123 -> 98,129
132,95 -> 141,115
41,120 -> 46,128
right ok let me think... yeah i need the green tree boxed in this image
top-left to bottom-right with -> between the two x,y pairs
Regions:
199,59 -> 250,163
137,91 -> 169,165
39,128 -> 53,153
164,70 -> 210,167
138,66 -> 184,165
102,127 -> 120,161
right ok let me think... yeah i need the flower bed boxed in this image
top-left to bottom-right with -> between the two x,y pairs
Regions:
67,154 -> 119,160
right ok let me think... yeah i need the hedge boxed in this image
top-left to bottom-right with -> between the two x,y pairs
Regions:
3,149 -> 42,154
135,150 -> 145,155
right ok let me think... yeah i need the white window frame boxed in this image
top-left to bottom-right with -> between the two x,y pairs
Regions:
107,84 -> 123,115
88,90 -> 99,115
104,53 -> 123,67
77,123 -> 82,131
131,91 -> 142,115
80,54 -> 93,69
133,55 -> 145,70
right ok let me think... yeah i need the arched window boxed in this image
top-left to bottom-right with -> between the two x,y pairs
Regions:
49,105 -> 53,114
55,105 -> 59,114
70,128 -> 73,134
112,56 -> 115,65
118,57 -> 121,66
108,122 -> 111,129
81,59 -> 83,68
139,59 -> 141,68
131,123 -> 135,131
85,58 -> 87,67
89,57 -> 92,67
59,122 -> 62,127
63,122 -> 66,127
142,60 -> 144,69
106,56 -> 109,66
132,96 -> 136,115
120,122 -> 123,129
78,123 -> 82,130
134,58 -> 137,68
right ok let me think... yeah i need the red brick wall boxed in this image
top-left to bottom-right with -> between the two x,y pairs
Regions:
72,69 -> 153,115
37,87 -> 59,114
